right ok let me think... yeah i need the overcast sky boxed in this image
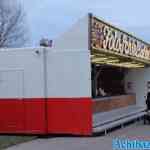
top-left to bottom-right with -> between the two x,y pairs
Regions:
20,0 -> 150,46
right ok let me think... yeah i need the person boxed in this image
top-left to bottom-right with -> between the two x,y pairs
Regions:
146,82 -> 150,111
145,82 -> 150,124
146,92 -> 150,111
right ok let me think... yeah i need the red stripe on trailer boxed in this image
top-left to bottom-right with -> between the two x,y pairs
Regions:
47,98 -> 92,135
0,100 -> 25,133
0,99 -> 46,134
0,98 -> 92,135
24,99 -> 47,134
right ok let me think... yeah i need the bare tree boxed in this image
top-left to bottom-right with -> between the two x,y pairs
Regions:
0,0 -> 28,48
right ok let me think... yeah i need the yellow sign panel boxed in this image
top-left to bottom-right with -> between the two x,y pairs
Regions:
91,16 -> 150,62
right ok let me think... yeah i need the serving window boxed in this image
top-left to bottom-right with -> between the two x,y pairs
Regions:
91,64 -> 126,98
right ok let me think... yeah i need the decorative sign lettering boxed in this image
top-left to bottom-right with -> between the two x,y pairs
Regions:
91,17 -> 150,61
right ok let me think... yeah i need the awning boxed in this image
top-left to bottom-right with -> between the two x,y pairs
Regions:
89,14 -> 150,68
91,49 -> 148,68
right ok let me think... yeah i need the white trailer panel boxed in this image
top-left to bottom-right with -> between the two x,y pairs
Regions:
0,48 -> 45,98
125,68 -> 150,108
46,49 -> 91,98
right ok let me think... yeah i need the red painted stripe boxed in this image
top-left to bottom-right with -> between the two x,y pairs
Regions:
24,99 -> 47,134
0,100 -> 25,133
47,98 -> 92,135
0,98 -> 92,135
0,99 -> 46,134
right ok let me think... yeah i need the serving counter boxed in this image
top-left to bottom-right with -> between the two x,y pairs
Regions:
93,94 -> 136,113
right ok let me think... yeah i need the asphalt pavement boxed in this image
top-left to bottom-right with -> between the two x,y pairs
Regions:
5,124 -> 150,150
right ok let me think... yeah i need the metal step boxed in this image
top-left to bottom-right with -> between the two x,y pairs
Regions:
93,112 -> 146,133
93,105 -> 146,127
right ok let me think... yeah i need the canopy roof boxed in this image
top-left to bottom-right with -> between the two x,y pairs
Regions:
90,14 -> 150,68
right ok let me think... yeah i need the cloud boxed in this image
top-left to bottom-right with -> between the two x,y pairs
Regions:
19,0 -> 150,45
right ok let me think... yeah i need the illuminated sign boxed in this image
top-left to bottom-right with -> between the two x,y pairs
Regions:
91,17 -> 150,61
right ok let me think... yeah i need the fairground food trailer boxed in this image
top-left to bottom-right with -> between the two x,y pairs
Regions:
0,13 -> 149,135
